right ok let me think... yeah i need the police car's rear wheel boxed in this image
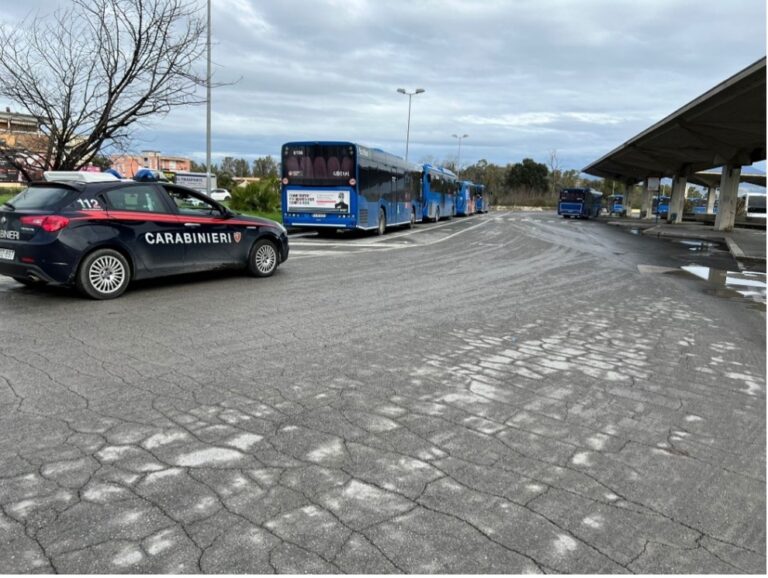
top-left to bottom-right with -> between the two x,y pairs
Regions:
77,249 -> 130,300
248,239 -> 279,277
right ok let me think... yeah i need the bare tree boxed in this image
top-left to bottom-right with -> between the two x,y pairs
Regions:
0,0 -> 205,180
547,149 -> 560,195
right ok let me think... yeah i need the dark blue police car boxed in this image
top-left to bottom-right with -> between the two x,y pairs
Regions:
0,172 -> 289,299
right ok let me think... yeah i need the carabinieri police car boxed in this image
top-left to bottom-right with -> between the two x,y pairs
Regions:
0,171 -> 289,299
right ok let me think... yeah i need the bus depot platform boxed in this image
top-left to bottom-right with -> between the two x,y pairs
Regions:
605,219 -> 766,264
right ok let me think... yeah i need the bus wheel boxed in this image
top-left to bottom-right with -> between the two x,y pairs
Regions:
377,208 -> 386,235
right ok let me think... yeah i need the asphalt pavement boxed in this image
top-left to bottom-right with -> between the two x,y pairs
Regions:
0,211 -> 764,573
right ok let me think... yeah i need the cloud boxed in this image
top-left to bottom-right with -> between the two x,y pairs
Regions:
0,0 -> 765,170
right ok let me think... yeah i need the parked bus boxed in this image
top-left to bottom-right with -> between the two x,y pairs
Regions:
606,194 -> 627,216
558,188 -> 602,218
475,184 -> 489,213
281,142 -> 421,234
653,195 -> 671,217
456,181 -> 480,216
421,164 -> 458,222
688,197 -> 709,215
739,191 -> 766,219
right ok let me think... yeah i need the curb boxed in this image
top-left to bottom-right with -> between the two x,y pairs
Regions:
725,236 -> 766,263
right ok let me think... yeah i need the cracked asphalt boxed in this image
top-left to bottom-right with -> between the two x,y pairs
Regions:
0,211 -> 764,573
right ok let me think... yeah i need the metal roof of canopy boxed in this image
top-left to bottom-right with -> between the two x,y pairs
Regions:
583,58 -> 766,185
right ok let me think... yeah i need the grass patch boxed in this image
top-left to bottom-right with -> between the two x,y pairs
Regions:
223,202 -> 282,223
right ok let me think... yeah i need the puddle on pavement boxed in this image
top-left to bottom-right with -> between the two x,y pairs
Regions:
676,239 -> 725,253
677,266 -> 766,307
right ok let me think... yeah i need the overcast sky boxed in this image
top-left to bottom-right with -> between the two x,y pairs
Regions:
2,0 -> 766,172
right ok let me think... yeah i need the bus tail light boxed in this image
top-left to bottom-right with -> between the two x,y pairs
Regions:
349,178 -> 356,186
20,215 -> 70,232
281,178 -> 289,185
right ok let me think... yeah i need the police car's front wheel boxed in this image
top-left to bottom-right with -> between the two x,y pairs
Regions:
76,248 -> 130,300
248,239 -> 279,277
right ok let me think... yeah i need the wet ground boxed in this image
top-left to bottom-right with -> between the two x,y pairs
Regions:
0,211 -> 764,573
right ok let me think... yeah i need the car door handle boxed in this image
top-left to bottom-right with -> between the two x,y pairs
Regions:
184,223 -> 201,228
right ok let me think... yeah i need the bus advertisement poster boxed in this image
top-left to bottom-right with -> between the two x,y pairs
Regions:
287,190 -> 350,213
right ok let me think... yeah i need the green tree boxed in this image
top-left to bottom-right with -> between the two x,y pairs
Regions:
233,158 -> 250,177
190,160 -> 207,173
506,158 -> 549,192
252,156 -> 278,178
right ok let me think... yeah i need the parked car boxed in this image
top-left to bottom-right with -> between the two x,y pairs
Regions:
210,188 -> 232,202
0,172 -> 289,299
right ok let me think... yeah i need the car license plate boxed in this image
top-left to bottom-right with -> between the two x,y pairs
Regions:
0,248 -> 14,260
312,213 -> 325,218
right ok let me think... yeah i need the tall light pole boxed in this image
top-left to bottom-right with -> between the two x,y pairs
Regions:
452,134 -> 468,178
205,0 -> 212,194
397,88 -> 425,162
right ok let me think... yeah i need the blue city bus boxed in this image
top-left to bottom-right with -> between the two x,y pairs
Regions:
606,194 -> 626,216
475,184 -> 488,213
281,141 -> 421,234
558,188 -> 603,218
456,180 -> 479,216
689,197 -> 708,215
653,195 -> 670,217
421,164 -> 458,222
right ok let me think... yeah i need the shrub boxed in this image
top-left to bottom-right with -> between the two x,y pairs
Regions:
230,178 -> 280,213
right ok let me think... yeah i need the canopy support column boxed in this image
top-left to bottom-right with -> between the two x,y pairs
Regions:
706,186 -> 717,214
714,164 -> 741,231
667,175 -> 688,223
623,183 -> 632,216
640,181 -> 653,218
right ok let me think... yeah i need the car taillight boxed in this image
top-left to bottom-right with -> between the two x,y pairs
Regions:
20,215 -> 70,232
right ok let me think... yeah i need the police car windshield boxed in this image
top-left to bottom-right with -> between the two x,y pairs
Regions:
9,186 -> 75,210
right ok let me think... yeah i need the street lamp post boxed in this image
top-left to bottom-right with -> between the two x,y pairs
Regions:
397,88 -> 425,162
452,134 -> 468,179
205,0 -> 212,195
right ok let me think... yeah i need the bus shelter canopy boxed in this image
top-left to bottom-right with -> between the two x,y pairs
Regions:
583,58 -> 766,185
688,167 -> 766,189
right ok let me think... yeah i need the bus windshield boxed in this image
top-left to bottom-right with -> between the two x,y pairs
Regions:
282,144 -> 356,187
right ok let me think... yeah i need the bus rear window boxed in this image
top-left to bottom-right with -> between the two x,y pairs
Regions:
560,189 -> 585,201
6,186 -> 76,210
282,144 -> 356,186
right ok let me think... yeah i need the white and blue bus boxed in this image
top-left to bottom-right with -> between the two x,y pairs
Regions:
281,141 -> 422,234
421,164 -> 458,222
